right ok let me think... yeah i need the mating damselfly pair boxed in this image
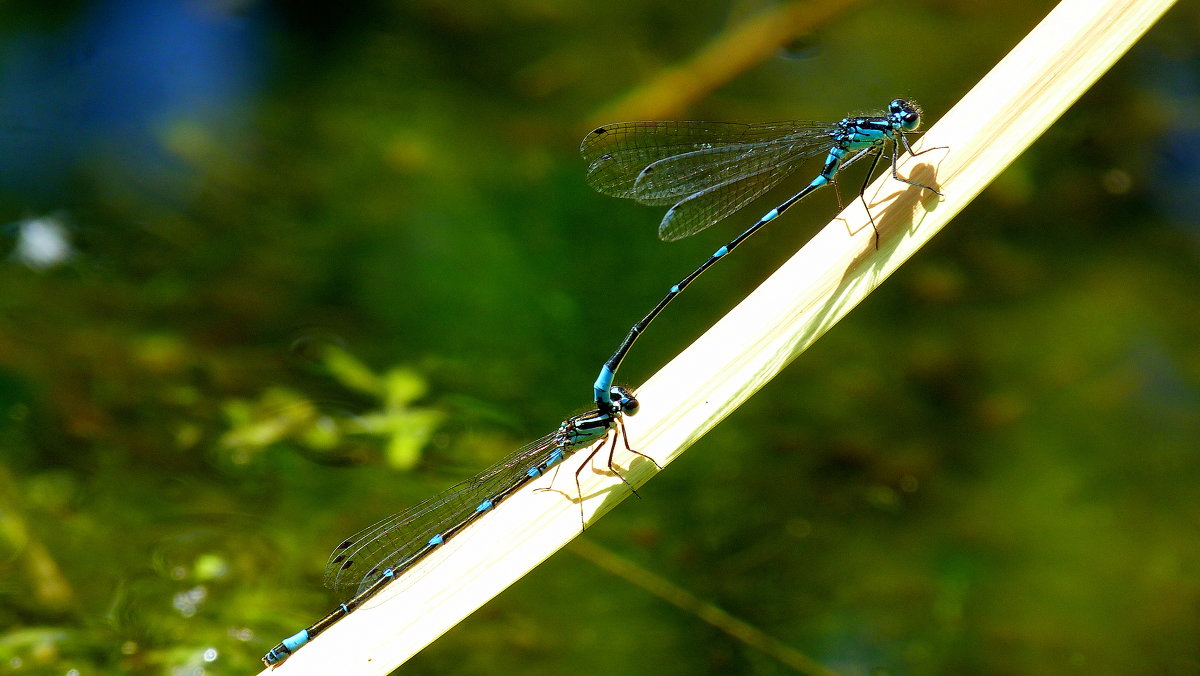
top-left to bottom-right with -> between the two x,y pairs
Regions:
263,98 -> 941,666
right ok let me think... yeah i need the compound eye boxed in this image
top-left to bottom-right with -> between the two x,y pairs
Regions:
901,111 -> 920,130
622,396 -> 640,416
610,386 -> 639,415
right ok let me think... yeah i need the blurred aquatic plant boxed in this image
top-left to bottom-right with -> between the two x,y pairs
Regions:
220,346 -> 444,471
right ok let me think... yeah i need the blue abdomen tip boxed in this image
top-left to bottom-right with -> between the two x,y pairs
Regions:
282,629 -> 310,652
429,534 -> 444,545
763,208 -> 779,221
594,366 -> 614,399
714,246 -> 728,257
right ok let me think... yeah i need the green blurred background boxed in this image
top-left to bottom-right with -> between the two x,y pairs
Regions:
1,0 -> 1198,674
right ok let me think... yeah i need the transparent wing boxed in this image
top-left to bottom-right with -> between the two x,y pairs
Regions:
580,120 -> 830,199
323,429 -> 563,597
657,147 -> 815,241
631,132 -> 836,207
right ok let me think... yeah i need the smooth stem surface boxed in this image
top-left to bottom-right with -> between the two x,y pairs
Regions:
263,0 -> 1176,673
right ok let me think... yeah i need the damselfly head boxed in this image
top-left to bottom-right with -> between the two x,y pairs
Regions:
889,98 -> 922,132
609,386 -> 639,416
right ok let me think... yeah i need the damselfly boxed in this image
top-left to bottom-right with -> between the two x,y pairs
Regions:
263,386 -> 648,666
584,99 -> 942,409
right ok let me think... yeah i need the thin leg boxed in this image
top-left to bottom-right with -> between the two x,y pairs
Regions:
602,425 -> 642,498
901,130 -> 947,158
573,437 -> 599,528
830,176 -> 845,212
574,431 -> 622,528
615,417 -> 660,469
893,132 -> 945,195
837,142 -> 886,172
827,142 -> 889,244
854,145 -> 885,248
531,452 -> 566,495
